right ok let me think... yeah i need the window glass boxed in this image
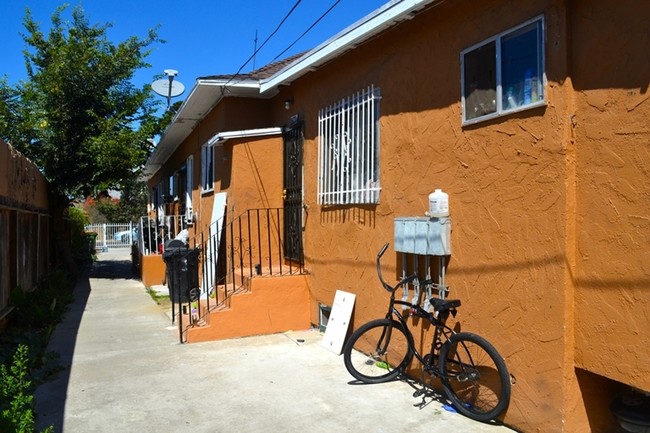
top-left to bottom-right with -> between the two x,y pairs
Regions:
461,16 -> 544,124
501,21 -> 543,110
201,145 -> 214,193
168,175 -> 175,198
185,155 -> 193,221
463,41 -> 497,120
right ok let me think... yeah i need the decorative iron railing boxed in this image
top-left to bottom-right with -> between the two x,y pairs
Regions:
170,208 -> 306,343
136,215 -> 185,255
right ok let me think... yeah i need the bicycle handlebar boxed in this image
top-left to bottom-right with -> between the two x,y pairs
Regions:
378,242 -> 389,259
376,242 -> 417,293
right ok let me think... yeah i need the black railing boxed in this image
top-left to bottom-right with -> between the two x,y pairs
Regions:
175,208 -> 307,343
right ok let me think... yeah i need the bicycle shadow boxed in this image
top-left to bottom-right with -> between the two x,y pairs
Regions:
345,373 -> 447,408
348,374 -> 515,429
401,374 -> 448,408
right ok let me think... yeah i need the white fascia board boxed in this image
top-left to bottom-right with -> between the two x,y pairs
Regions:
207,127 -> 283,146
196,78 -> 261,93
259,0 -> 435,94
167,77 -> 211,124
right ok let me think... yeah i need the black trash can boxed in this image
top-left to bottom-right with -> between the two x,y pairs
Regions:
162,240 -> 201,303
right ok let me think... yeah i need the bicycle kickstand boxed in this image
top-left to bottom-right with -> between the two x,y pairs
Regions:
413,370 -> 430,408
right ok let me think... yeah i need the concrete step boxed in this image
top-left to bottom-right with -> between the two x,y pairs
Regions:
185,273 -> 311,343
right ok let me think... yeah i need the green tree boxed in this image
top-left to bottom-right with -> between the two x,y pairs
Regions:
0,5 -> 170,272
93,178 -> 148,223
0,5 -> 166,199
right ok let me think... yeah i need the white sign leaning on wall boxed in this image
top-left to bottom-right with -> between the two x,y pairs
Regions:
321,290 -> 356,355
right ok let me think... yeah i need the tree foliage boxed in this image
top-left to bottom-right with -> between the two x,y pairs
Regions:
92,178 -> 148,223
0,5 -> 167,199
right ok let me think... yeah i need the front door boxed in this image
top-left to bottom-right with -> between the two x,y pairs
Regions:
283,122 -> 304,264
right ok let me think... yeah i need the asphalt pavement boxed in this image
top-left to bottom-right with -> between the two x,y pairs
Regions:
34,249 -> 518,433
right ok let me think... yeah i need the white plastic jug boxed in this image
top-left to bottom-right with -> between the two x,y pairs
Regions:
428,189 -> 449,217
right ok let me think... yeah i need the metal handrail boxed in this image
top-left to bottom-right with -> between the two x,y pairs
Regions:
177,207 -> 307,342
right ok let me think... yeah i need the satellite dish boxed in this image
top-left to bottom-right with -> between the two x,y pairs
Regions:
151,79 -> 185,98
151,69 -> 185,111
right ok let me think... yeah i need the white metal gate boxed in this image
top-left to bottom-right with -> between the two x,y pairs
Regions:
85,222 -> 136,250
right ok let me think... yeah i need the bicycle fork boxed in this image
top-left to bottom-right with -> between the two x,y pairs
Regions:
374,319 -> 394,358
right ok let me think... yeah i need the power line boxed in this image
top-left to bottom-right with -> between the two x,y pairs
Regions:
224,0 -> 302,88
271,0 -> 341,63
216,0 -> 342,104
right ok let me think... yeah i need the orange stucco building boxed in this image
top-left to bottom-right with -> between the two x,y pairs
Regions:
144,0 -> 650,431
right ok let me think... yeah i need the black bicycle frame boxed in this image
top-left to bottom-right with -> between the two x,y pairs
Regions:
385,292 -> 457,377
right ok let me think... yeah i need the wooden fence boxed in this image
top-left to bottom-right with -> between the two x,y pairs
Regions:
0,139 -> 54,323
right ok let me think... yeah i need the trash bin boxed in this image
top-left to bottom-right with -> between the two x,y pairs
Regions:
162,240 -> 201,303
85,232 -> 98,254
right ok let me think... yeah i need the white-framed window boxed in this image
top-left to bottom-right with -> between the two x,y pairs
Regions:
461,15 -> 545,125
185,155 -> 194,223
201,144 -> 214,194
148,188 -> 155,213
168,174 -> 176,200
156,180 -> 164,223
317,85 -> 381,205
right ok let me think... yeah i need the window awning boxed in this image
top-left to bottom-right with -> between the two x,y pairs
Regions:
206,127 -> 283,147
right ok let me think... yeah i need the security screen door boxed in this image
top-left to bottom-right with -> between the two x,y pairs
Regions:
282,122 -> 304,264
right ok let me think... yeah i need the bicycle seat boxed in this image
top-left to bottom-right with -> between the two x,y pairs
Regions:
430,298 -> 461,312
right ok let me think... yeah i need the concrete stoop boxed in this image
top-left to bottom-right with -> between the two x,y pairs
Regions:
184,273 -> 311,343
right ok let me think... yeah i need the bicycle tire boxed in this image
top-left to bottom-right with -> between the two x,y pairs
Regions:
439,332 -> 511,422
343,319 -> 413,384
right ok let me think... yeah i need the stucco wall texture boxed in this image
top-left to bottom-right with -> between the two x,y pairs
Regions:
570,0 -> 650,393
288,3 -> 571,431
150,0 -> 649,431
276,1 -> 647,431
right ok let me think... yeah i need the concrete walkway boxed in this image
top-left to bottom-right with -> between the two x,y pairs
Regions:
35,250 -> 518,433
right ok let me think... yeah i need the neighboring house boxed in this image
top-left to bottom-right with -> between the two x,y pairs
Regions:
143,0 -> 650,431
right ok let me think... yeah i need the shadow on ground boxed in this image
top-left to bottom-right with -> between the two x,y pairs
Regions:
35,256 -> 135,431
34,273 -> 91,432
90,259 -> 136,280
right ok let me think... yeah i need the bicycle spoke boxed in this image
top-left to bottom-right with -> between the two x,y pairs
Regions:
343,319 -> 412,383
440,332 -> 510,422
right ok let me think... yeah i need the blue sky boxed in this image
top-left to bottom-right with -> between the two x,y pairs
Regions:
1,0 -> 387,105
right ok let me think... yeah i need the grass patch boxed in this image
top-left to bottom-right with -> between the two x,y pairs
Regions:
145,287 -> 170,305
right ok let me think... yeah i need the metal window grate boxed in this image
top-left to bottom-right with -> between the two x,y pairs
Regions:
317,85 -> 381,205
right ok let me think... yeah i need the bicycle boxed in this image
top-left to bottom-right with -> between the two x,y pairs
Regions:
342,242 -> 511,422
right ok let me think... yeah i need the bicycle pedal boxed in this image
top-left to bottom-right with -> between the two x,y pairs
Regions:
413,390 -> 424,398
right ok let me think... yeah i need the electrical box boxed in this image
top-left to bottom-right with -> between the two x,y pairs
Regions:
394,217 -> 451,256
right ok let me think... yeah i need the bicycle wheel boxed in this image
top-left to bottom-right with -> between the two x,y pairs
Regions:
343,319 -> 413,384
439,332 -> 511,422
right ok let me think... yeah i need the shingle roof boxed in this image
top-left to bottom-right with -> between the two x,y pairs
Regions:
198,51 -> 306,82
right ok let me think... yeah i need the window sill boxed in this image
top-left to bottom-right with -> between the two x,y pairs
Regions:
462,100 -> 546,127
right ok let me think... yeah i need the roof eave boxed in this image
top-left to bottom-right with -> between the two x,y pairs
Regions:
143,78 -> 275,180
144,0 -> 440,180
259,0 -> 438,94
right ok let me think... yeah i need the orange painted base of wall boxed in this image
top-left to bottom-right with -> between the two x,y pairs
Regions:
186,274 -> 311,343
140,254 -> 166,287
